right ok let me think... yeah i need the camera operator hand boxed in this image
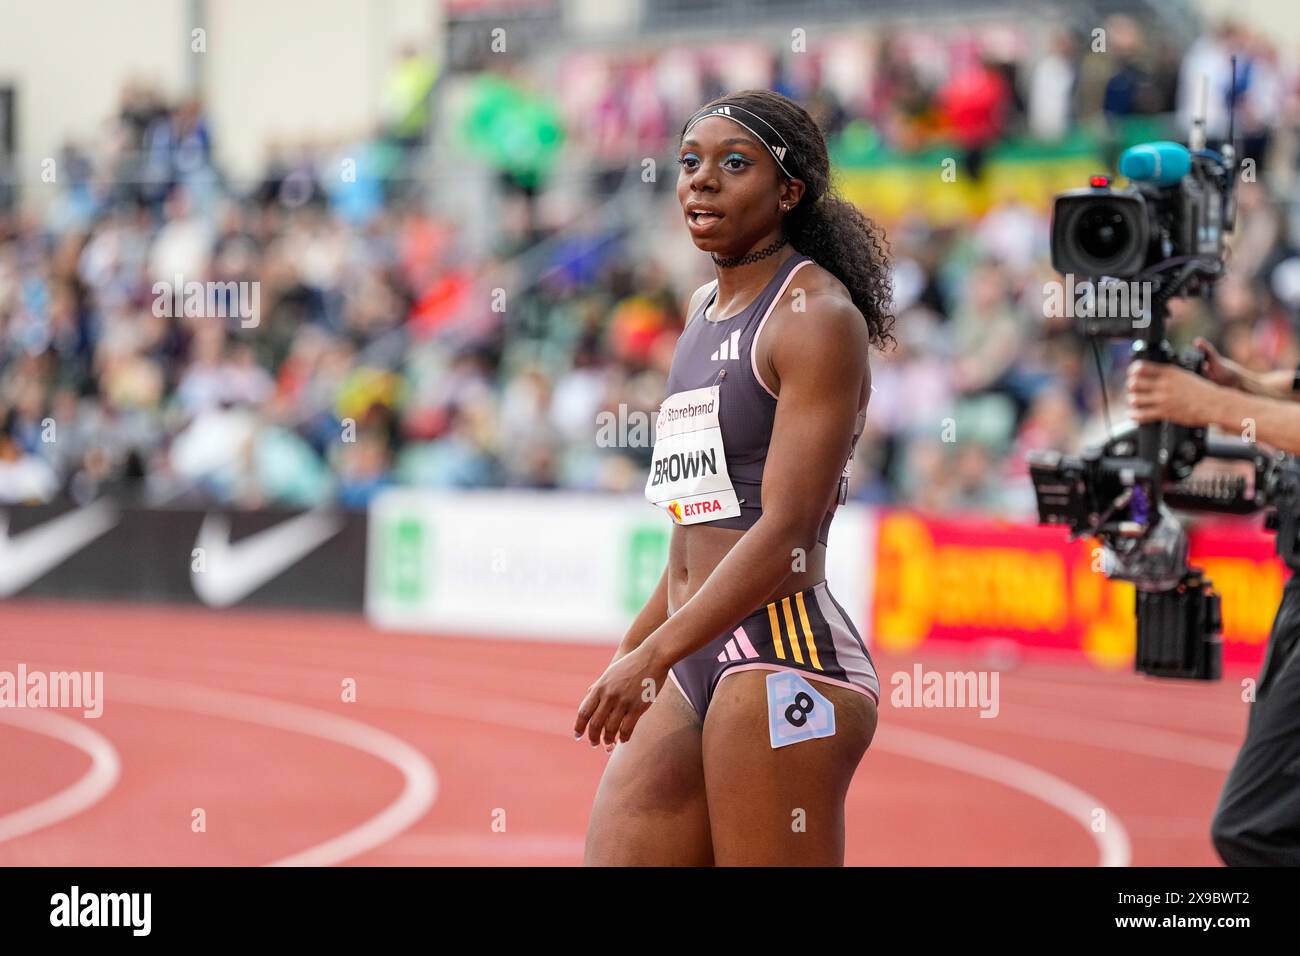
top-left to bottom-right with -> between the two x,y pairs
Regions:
1126,336 -> 1274,420
1128,351 -> 1300,457
1191,337 -> 1246,389
1192,336 -> 1300,398
1126,359 -> 1225,427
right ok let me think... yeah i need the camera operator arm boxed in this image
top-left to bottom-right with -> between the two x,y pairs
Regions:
1131,356 -> 1300,460
1191,336 -> 1300,399
1233,367 -> 1300,400
1201,389 -> 1300,460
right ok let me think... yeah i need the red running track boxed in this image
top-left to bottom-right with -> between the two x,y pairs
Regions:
0,601 -> 1251,866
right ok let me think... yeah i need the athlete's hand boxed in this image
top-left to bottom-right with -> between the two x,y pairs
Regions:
1126,359 -> 1223,426
573,643 -> 669,750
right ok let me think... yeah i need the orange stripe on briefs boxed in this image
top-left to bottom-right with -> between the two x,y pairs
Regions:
781,597 -> 805,664
795,591 -> 823,670
767,602 -> 786,660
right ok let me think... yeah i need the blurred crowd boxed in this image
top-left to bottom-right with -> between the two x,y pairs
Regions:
560,15 -> 1292,179
4,16 -> 1300,515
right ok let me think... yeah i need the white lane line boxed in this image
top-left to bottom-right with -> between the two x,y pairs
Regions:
0,709 -> 121,845
1006,672 -> 1244,718
86,672 -> 437,868
157,667 -> 1104,865
978,702 -> 1239,771
149,656 -> 1126,867
873,724 -> 1132,867
3,650 -> 1131,866
386,685 -> 1132,867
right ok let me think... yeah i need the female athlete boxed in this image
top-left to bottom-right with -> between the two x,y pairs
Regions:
574,89 -> 894,866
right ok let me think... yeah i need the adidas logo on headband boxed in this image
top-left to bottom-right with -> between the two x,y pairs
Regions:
684,101 -> 798,179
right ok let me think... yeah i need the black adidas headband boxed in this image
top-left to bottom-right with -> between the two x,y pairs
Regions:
680,102 -> 799,180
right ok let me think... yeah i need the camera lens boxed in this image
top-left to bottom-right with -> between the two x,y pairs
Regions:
1051,192 -> 1148,279
1077,204 -> 1131,263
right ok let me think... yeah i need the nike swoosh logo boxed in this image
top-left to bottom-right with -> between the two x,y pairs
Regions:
0,501 -> 120,598
191,509 -> 345,608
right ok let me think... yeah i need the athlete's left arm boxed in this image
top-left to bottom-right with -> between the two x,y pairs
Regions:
573,292 -> 870,746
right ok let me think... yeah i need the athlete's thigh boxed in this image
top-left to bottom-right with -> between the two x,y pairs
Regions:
584,678 -> 713,866
701,670 -> 877,866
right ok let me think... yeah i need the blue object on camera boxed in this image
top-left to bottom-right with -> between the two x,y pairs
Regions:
1119,142 -> 1192,187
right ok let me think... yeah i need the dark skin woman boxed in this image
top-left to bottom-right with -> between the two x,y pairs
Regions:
575,90 -> 895,865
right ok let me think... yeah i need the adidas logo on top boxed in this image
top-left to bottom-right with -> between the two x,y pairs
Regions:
711,329 -> 742,361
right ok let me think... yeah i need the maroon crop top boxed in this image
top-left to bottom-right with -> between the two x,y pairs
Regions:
647,252 -> 865,546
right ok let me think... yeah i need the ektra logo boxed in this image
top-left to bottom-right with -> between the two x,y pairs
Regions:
667,498 -> 728,522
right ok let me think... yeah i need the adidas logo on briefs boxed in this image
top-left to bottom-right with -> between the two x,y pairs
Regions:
717,625 -> 761,663
710,329 -> 742,361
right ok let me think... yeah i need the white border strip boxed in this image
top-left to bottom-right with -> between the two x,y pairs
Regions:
751,258 -> 814,399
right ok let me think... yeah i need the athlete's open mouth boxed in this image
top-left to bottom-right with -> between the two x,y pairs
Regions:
690,210 -> 724,224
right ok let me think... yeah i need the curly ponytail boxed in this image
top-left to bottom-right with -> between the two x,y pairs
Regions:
690,89 -> 896,351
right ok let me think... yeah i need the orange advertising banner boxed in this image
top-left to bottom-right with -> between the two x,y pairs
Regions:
871,510 -> 1283,670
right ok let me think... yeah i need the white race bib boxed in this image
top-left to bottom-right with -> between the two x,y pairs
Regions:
644,385 -> 742,525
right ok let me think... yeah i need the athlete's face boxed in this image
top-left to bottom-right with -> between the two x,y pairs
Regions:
677,116 -> 803,256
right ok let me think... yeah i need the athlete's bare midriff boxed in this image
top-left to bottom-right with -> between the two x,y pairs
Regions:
666,524 -> 827,617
